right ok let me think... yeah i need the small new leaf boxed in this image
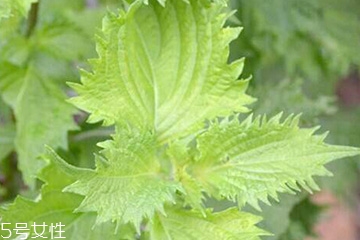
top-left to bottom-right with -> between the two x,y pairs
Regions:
70,0 -> 254,143
64,130 -> 181,229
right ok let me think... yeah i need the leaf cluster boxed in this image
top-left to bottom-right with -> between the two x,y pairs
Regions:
0,0 -> 359,239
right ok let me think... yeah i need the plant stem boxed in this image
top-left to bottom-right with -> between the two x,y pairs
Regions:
71,128 -> 114,142
26,1 -> 39,38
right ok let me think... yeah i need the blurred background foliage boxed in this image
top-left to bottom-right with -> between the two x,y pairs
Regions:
0,0 -> 360,239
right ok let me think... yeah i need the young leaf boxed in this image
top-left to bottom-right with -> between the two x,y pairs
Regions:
69,0 -> 254,143
182,114 -> 360,209
64,129 -> 181,229
0,148 -> 130,239
150,206 -> 268,240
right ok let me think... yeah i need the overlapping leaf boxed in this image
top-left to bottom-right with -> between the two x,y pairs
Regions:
70,0 -> 254,143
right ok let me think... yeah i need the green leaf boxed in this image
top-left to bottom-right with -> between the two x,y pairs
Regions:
182,114 -> 360,209
0,0 -> 37,21
0,18 -> 87,186
33,19 -> 96,61
0,65 -> 78,187
64,129 -> 181,229
150,206 -> 268,240
70,0 -> 254,143
0,148 -> 131,239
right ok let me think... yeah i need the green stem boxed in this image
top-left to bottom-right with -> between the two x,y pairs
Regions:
71,128 -> 114,142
